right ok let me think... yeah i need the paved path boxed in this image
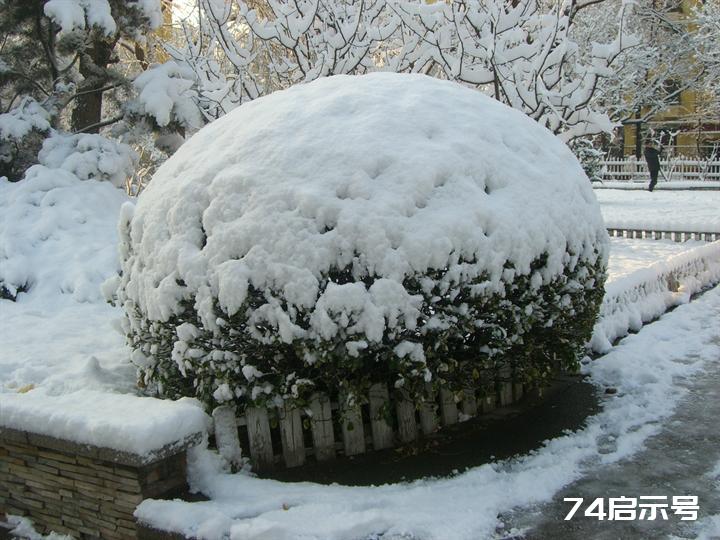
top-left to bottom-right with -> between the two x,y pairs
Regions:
502,336 -> 720,540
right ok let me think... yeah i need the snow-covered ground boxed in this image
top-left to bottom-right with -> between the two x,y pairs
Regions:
605,238 -> 706,281
596,189 -> 720,233
0,172 -> 133,396
505,319 -> 720,539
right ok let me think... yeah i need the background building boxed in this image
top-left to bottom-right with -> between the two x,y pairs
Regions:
622,0 -> 720,158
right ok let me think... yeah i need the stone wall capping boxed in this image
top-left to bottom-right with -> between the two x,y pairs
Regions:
1,426 -> 202,467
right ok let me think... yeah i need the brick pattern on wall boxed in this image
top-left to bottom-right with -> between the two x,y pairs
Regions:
0,428 -> 194,539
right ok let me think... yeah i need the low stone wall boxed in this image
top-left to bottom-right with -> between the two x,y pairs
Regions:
0,427 -> 199,538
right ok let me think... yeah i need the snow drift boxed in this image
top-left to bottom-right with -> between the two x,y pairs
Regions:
112,73 -> 608,410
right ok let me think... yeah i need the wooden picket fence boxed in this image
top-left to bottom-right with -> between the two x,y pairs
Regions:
606,228 -> 720,242
212,374 -> 526,472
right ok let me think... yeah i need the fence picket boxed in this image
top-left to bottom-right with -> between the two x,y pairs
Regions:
245,407 -> 274,470
419,386 -> 439,435
369,384 -> 394,450
341,397 -> 365,456
309,393 -> 335,462
499,364 -> 513,407
513,381 -> 524,402
481,391 -> 496,413
439,388 -> 458,426
395,393 -> 418,443
279,404 -> 306,467
212,405 -> 243,469
461,389 -> 478,417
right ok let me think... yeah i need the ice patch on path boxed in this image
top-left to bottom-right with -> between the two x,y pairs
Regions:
136,287 -> 720,540
691,514 -> 720,540
686,459 -> 720,540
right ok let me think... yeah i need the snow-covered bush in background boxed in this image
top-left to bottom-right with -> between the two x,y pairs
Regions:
0,165 -> 128,301
38,133 -> 137,189
570,138 -> 606,183
0,130 -> 135,301
112,74 -> 609,412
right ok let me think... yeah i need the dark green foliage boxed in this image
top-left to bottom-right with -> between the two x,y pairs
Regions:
121,245 -> 607,414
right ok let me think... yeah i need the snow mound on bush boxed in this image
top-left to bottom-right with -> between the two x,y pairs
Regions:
39,132 -> 137,188
125,73 -> 605,333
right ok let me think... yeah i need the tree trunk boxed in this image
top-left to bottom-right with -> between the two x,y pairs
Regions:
71,39 -> 113,133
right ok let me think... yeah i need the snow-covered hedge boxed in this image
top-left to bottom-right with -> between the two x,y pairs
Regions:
111,73 -> 608,411
591,240 -> 720,353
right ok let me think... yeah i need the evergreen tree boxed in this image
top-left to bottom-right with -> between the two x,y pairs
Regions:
570,138 -> 605,183
0,0 -> 162,180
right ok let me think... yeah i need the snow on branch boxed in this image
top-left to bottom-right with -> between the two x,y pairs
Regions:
161,0 -> 639,140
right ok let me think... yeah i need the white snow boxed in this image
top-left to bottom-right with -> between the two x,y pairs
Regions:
118,72 -> 606,344
37,132 -> 137,188
0,390 -> 209,458
605,238 -> 706,282
0,92 -> 718,536
131,61 -> 202,129
4,516 -> 72,540
134,285 -> 720,540
0,165 -> 128,302
0,98 -> 51,141
0,167 -> 134,397
591,240 -> 720,353
596,189 -> 720,233
0,167 -> 212,457
43,0 -> 162,36
43,0 -> 89,34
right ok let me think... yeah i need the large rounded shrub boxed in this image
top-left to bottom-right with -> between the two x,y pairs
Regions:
112,73 -> 608,412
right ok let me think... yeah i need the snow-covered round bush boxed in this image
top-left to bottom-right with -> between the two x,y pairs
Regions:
113,73 -> 608,411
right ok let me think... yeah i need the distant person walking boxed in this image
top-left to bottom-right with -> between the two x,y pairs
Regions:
643,140 -> 661,192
